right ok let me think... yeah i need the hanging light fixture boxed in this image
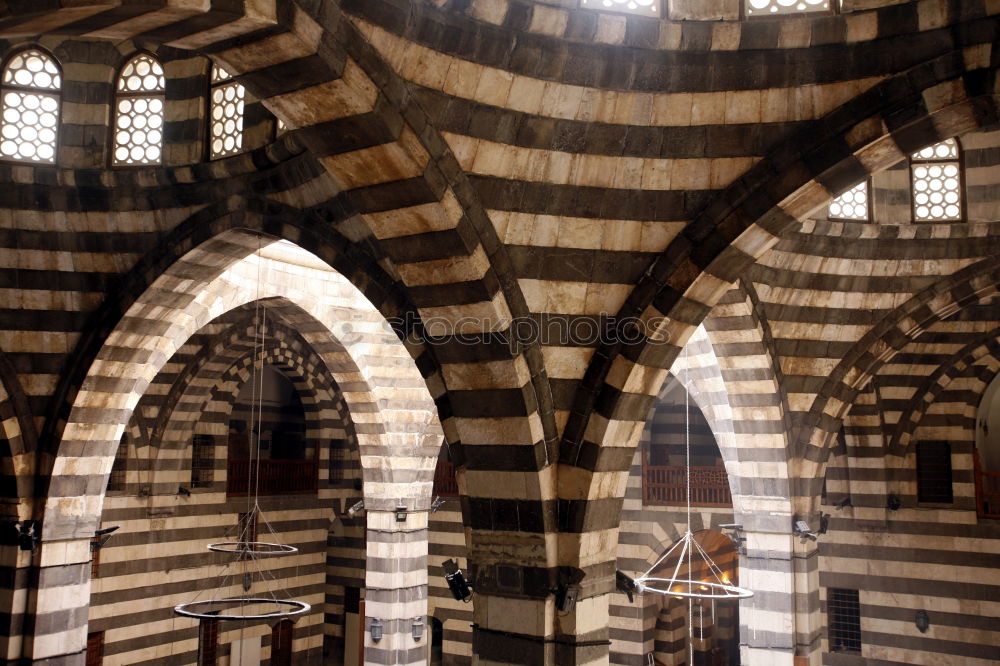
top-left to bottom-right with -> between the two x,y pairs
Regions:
629,344 -> 752,637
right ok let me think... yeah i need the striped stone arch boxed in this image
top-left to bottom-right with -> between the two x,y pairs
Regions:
560,44 -> 1000,513
888,328 -> 1000,457
0,350 -> 39,665
128,306 -> 356,460
799,259 -> 1000,479
31,226 -> 442,662
668,325 -> 738,465
36,196 -> 417,475
0,349 -> 36,516
138,312 -> 357,495
42,227 -> 428,536
0,0 -> 555,525
664,319 -> 804,659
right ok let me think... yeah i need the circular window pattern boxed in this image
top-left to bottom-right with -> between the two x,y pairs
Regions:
1,49 -> 60,163
746,0 -> 828,15
912,138 -> 958,162
912,163 -> 961,221
112,55 -> 166,166
579,0 -> 659,15
911,139 -> 962,222
828,181 -> 868,221
2,50 -> 60,90
209,66 -> 245,159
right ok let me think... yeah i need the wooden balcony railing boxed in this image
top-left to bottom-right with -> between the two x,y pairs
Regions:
433,461 -> 459,497
227,459 -> 317,496
643,465 -> 732,508
974,449 -> 1000,519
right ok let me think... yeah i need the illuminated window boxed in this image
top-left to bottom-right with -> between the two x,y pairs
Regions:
746,0 -> 829,16
0,48 -> 60,163
112,53 -> 164,166
911,138 -> 962,222
209,64 -> 244,159
579,0 -> 660,16
828,181 -> 869,221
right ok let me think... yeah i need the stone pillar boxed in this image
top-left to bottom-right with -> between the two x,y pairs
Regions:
470,579 -> 613,665
554,591 -> 611,666
791,534 -> 822,665
739,529 -> 796,666
472,594 -> 555,665
364,509 -> 428,666
20,537 -> 91,665
0,542 -> 32,662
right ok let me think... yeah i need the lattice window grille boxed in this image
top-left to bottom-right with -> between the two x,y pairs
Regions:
579,0 -> 660,16
911,138 -> 961,222
191,433 -> 214,488
912,138 -> 959,161
211,64 -> 232,84
828,588 -> 861,652
1,49 -> 60,163
828,181 -> 869,221
746,0 -> 829,16
113,54 -> 165,166
209,64 -> 244,159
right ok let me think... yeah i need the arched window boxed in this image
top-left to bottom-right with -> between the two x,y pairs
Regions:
112,53 -> 165,166
208,64 -> 244,159
0,48 -> 60,163
828,181 -> 869,221
911,138 -> 962,222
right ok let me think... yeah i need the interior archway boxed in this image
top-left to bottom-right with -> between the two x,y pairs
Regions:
41,231 -> 442,664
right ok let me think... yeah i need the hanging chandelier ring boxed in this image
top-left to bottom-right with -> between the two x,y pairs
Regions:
207,541 -> 298,556
634,577 -> 754,599
174,598 -> 311,621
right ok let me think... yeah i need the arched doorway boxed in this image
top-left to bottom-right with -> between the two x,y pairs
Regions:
975,372 -> 1000,517
430,616 -> 444,666
649,531 -> 741,666
228,363 -> 314,495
